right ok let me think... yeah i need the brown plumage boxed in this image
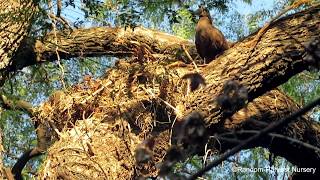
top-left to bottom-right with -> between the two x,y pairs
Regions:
195,6 -> 229,63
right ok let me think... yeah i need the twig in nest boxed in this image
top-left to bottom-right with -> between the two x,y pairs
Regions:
181,44 -> 199,72
48,121 -> 63,137
80,85 -> 105,104
4,168 -> 14,180
70,120 -> 109,178
142,87 -> 178,113
131,41 -> 156,62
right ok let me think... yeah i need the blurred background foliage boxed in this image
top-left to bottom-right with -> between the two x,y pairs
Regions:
0,0 -> 319,179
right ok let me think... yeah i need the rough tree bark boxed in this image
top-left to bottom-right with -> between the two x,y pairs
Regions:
7,26 -> 197,77
0,130 -> 7,178
0,1 -> 38,179
0,2 -> 319,180
0,0 -> 37,85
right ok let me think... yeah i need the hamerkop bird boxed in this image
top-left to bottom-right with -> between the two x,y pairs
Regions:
195,6 -> 229,63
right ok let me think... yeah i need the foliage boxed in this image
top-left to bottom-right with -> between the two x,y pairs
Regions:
172,8 -> 196,39
281,72 -> 320,105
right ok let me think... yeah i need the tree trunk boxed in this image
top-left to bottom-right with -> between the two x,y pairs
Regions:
0,1 -> 37,179
0,0 -> 37,85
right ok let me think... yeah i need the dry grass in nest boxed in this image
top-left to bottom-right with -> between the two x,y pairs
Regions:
38,118 -> 140,179
34,57 -> 203,178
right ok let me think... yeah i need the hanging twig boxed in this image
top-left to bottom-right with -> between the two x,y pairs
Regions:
48,0 -> 66,89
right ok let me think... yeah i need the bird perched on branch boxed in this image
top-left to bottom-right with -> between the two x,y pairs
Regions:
195,6 -> 229,63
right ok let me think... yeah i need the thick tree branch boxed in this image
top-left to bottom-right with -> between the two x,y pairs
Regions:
9,27 -> 196,73
0,94 -> 34,115
6,5 -> 318,85
0,0 -> 38,85
0,94 -> 50,179
189,97 -> 320,179
186,5 -> 320,126
11,123 -> 48,180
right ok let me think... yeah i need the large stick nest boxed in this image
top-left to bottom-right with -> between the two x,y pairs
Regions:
35,57 -> 200,179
